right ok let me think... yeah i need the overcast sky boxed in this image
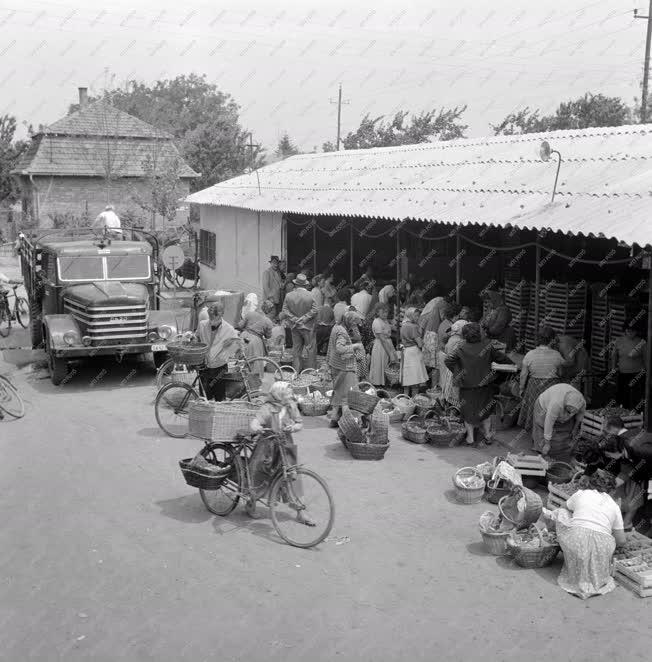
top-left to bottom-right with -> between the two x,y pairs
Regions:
0,0 -> 644,151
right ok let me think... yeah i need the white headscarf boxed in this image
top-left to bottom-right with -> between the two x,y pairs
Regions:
378,284 -> 395,305
450,319 -> 469,336
242,293 -> 259,319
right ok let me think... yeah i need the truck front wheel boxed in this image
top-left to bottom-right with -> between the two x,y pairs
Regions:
46,335 -> 68,386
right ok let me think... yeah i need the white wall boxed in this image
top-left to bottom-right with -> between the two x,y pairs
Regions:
198,205 -> 283,297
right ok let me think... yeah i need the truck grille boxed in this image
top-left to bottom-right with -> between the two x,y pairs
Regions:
64,298 -> 148,343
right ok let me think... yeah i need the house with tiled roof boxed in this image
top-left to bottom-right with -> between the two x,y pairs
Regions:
12,87 -> 199,227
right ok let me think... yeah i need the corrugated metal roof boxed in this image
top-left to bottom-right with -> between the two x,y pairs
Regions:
186,125 -> 652,247
12,135 -> 199,178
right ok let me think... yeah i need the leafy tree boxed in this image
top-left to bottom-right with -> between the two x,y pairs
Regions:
323,107 -> 467,151
276,132 -> 299,159
0,114 -> 28,205
492,93 -> 634,135
69,74 -> 265,190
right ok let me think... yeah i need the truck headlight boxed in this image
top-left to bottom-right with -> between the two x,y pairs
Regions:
63,331 -> 80,346
157,325 -> 173,340
148,331 -> 159,342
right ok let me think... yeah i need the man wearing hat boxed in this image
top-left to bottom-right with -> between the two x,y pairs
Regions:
262,255 -> 284,318
280,274 -> 317,372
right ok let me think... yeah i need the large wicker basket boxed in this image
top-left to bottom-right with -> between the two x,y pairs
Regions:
299,388 -> 330,416
348,386 -> 380,415
167,341 -> 208,366
413,394 -> 433,418
179,457 -> 232,490
424,411 -> 465,447
188,399 -> 259,441
452,467 -> 486,504
401,414 -> 427,444
498,486 -> 543,530
348,440 -> 389,460
384,362 -> 400,386
546,461 -> 575,485
480,527 -> 511,556
369,409 -> 390,444
338,408 -> 366,444
506,525 -> 561,568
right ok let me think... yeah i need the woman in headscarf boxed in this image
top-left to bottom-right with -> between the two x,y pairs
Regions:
326,309 -> 363,426
532,383 -> 586,459
419,289 -> 448,389
440,319 -> 469,407
445,322 -> 512,445
481,290 -> 516,351
248,382 -> 313,525
517,326 -> 564,431
400,307 -> 428,396
237,293 -> 273,377
368,303 -> 398,387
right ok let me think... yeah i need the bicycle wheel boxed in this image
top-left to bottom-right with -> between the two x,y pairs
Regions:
0,303 -> 10,338
269,468 -> 335,548
0,375 -> 25,419
199,443 -> 243,515
15,297 -> 29,329
155,382 -> 198,437
175,271 -> 187,288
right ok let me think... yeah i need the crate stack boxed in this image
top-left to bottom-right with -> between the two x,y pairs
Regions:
580,409 -> 643,441
608,296 -> 628,340
524,284 -> 546,351
590,284 -> 610,375
541,281 -> 587,340
504,279 -> 529,346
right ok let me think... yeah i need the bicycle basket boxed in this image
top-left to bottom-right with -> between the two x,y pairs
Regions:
167,341 -> 208,366
188,399 -> 259,442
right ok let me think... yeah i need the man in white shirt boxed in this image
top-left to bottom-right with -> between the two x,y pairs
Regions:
351,280 -> 373,318
93,205 -> 123,237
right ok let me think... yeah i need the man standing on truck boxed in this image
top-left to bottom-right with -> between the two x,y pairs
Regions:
93,205 -> 123,238
196,302 -> 239,401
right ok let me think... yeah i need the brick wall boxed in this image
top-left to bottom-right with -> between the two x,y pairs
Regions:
19,176 -> 191,228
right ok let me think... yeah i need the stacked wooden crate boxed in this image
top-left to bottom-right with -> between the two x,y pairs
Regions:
541,281 -> 587,340
613,532 -> 652,598
504,279 -> 529,346
523,284 -> 545,351
580,409 -> 643,441
607,296 -> 628,340
590,284 -> 610,375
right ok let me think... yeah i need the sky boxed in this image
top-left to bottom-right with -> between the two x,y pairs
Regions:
0,0 -> 645,152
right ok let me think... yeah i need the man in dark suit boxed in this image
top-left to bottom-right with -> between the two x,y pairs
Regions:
281,274 -> 317,372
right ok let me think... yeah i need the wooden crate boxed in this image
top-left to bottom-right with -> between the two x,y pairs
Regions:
615,571 -> 652,598
506,452 -> 548,477
547,493 -> 566,509
580,410 -> 643,440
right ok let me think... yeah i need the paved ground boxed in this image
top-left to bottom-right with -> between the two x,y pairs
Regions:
2,348 -> 652,662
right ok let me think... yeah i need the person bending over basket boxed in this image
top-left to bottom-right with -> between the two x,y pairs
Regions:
543,473 -> 626,600
247,382 -> 314,526
196,302 -> 239,401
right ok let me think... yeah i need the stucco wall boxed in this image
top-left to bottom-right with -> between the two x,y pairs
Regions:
198,206 -> 283,297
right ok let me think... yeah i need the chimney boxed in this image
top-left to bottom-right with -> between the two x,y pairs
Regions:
78,87 -> 88,108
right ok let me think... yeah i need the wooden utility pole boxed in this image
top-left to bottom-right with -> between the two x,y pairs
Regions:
635,2 -> 652,122
329,84 -> 350,150
242,132 -> 262,194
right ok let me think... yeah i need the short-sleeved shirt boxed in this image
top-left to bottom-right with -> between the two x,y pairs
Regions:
613,336 -> 647,374
400,321 -> 421,348
566,489 -> 624,537
521,345 -> 564,379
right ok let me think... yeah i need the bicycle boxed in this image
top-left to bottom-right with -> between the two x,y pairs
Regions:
0,280 -> 29,338
155,338 -> 284,438
0,373 -> 25,419
188,430 -> 334,548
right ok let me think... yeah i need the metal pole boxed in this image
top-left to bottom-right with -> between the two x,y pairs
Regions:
637,1 -> 652,123
396,225 -> 401,336
534,243 -> 541,331
646,259 -> 652,431
312,219 -> 317,276
455,228 -> 461,304
349,218 -> 354,284
336,84 -> 342,150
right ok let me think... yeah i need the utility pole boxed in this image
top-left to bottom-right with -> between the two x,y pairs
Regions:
329,83 -> 350,150
635,2 -> 652,123
242,132 -> 262,194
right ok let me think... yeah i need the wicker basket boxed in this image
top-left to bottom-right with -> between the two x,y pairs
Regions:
300,397 -> 330,416
336,427 -> 349,448
424,411 -> 466,447
391,394 -> 416,417
498,486 -> 543,530
280,350 -> 294,365
485,478 -> 512,504
387,407 -> 404,423
167,341 -> 208,366
338,408 -> 366,444
480,528 -> 511,556
506,525 -> 561,568
385,362 -> 400,386
452,467 -> 486,504
546,461 -> 575,485
369,409 -> 390,444
413,394 -> 433,418
348,441 -> 389,460
401,414 -> 427,444
179,457 -> 232,490
348,387 -> 380,415
279,365 -> 297,382
188,399 -> 259,441
161,367 -> 198,387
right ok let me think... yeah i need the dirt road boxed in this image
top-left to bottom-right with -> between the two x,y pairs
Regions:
1,355 -> 651,662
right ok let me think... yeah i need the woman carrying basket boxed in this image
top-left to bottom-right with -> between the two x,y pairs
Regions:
247,382 -> 314,526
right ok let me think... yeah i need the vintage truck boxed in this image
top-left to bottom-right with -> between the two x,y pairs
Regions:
19,230 -> 178,385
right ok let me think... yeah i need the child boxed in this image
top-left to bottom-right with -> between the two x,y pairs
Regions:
400,307 -> 428,396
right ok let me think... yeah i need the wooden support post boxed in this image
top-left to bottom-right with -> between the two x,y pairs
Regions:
646,258 -> 652,431
455,227 -> 461,304
396,225 -> 401,336
349,219 -> 354,284
312,219 -> 317,276
534,243 -> 541,332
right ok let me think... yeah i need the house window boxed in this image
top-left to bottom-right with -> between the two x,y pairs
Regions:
199,229 -> 216,268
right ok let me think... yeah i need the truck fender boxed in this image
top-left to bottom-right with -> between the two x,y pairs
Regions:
43,314 -> 83,350
148,310 -> 179,336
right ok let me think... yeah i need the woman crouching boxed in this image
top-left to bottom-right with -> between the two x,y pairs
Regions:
544,473 -> 626,600
247,382 -> 314,526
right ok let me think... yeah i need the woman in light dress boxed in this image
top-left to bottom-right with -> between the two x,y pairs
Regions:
400,307 -> 428,396
368,303 -> 398,387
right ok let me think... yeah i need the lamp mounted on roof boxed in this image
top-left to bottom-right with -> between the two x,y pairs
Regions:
539,140 -> 562,204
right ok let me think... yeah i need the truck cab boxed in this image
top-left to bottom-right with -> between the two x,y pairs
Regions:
20,231 -> 178,384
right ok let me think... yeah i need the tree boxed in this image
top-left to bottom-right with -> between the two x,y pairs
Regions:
323,107 -> 467,151
492,93 -> 634,135
276,132 -> 299,159
69,74 -> 265,190
0,114 -> 28,206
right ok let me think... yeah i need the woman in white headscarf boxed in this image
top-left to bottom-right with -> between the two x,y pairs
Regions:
237,292 -> 273,376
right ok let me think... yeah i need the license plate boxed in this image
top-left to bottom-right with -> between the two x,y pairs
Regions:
152,344 -> 167,352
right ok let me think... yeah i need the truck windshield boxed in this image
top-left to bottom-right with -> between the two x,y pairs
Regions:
58,256 -> 104,281
106,255 -> 150,280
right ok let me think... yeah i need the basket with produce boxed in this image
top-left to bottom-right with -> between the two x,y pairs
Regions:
506,525 -> 560,568
452,467 -> 486,504
401,414 -> 428,444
